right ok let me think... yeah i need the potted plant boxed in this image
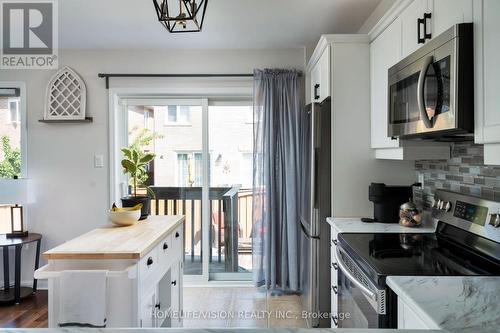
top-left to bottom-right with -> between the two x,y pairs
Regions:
121,146 -> 155,220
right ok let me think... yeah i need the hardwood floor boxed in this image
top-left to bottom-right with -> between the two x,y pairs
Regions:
0,287 -> 306,329
0,291 -> 48,328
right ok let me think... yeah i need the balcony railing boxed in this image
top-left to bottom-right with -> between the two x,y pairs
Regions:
149,186 -> 251,273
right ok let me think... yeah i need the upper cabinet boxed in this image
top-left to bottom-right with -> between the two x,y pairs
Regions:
474,0 -> 500,164
370,17 -> 401,149
430,0 -> 473,36
309,45 -> 331,104
401,0 -> 429,58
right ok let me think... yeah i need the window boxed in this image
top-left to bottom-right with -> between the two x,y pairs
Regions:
166,105 -> 191,125
0,84 -> 25,179
177,152 -> 202,186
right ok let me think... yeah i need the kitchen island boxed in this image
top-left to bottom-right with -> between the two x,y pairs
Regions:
35,215 -> 185,328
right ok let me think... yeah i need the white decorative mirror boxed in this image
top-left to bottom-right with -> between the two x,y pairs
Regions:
44,66 -> 86,120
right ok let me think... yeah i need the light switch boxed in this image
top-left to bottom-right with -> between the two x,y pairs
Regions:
94,154 -> 104,168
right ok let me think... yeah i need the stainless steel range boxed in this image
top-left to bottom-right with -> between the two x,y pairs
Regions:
335,190 -> 500,328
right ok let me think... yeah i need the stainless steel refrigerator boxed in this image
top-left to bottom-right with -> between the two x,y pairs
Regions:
299,98 -> 331,328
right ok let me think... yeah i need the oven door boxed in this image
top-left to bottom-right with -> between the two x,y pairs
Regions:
388,40 -> 455,138
335,246 -> 390,328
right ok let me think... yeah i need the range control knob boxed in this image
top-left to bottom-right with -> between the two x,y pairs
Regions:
489,214 -> 500,228
444,201 -> 452,212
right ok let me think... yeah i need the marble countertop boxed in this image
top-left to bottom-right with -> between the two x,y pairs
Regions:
387,276 -> 500,332
326,216 -> 436,234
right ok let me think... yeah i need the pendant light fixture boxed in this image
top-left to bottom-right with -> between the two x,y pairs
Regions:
153,0 -> 208,33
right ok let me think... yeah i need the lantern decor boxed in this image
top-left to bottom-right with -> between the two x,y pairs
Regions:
153,0 -> 208,33
6,204 -> 28,238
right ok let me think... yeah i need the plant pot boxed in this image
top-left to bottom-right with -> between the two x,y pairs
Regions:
121,196 -> 151,220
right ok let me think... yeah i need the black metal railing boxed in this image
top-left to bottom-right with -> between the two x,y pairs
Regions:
149,186 -> 241,272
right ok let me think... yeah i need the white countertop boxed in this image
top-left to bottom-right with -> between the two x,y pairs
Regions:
387,276 -> 500,332
326,216 -> 437,234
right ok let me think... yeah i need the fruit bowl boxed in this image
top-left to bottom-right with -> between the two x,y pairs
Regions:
108,209 -> 141,226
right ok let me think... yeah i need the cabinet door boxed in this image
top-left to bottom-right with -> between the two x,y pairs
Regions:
139,287 -> 157,328
401,0 -> 428,58
370,17 -> 402,149
170,261 -> 182,327
430,0 -> 472,36
481,0 -> 500,144
397,298 -> 432,329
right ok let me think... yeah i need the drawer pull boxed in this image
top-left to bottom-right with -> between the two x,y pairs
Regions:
147,257 -> 154,266
163,242 -> 169,250
332,315 -> 338,326
332,263 -> 338,270
175,232 -> 180,238
332,239 -> 338,246
331,285 -> 338,294
155,303 -> 161,309
171,280 -> 177,286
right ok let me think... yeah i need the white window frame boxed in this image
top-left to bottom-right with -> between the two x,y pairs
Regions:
0,82 -> 27,179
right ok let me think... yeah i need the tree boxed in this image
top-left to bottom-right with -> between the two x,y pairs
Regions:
0,136 -> 21,179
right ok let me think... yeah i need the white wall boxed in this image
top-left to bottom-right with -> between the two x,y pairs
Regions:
357,0 -> 398,34
0,48 -> 305,286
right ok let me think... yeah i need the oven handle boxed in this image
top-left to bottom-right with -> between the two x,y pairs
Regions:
335,247 -> 376,301
417,55 -> 435,128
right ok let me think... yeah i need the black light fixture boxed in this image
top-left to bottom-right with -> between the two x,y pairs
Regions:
153,0 -> 208,33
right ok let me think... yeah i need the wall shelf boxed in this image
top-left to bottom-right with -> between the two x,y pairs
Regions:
38,117 -> 93,123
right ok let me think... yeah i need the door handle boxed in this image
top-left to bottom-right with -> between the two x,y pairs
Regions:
314,84 -> 320,100
417,56 -> 435,128
423,13 -> 432,40
171,280 -> 177,286
417,17 -> 425,44
155,303 -> 161,309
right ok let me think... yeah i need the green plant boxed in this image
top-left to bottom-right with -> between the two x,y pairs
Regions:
121,146 -> 155,197
128,127 -> 163,185
0,136 -> 21,179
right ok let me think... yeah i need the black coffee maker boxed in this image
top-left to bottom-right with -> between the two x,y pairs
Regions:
361,182 -> 420,223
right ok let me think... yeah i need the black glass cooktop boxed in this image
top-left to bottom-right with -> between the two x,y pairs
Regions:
338,230 -> 500,285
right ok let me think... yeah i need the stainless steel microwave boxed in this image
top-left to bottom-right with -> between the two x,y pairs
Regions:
388,23 -> 474,139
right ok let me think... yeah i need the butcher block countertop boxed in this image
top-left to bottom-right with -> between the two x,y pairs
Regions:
43,215 -> 185,260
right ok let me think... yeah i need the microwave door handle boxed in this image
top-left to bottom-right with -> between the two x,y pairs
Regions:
336,247 -> 376,301
417,56 -> 434,128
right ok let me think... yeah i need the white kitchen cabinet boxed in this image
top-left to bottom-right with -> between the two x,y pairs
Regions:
429,0 -> 472,36
474,0 -> 500,165
397,298 -> 432,329
370,17 -> 401,150
309,45 -> 330,104
35,216 -> 185,328
401,0 -> 429,58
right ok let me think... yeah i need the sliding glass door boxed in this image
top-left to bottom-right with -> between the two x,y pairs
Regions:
119,97 -> 252,282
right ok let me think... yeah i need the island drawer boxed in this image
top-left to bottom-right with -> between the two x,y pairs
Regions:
139,247 -> 159,281
157,233 -> 173,267
172,224 -> 183,258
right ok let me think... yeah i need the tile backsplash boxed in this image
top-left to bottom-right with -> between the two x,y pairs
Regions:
414,142 -> 500,210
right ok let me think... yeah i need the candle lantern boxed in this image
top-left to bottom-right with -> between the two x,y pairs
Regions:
7,204 -> 28,238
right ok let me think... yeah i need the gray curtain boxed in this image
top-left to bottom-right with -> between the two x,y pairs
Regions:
252,68 -> 302,291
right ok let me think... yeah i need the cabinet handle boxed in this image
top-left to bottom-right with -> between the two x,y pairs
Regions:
155,303 -> 161,309
314,84 -> 320,100
171,280 -> 177,286
332,315 -> 338,326
332,262 -> 338,270
423,12 -> 432,40
332,239 -> 338,246
417,17 -> 425,44
163,242 -> 169,250
175,232 -> 180,238
331,285 -> 338,294
147,257 -> 153,266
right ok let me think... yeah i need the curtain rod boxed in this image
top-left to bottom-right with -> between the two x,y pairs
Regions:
97,72 -> 302,89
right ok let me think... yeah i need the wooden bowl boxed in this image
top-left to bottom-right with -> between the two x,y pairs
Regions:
108,209 -> 141,226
